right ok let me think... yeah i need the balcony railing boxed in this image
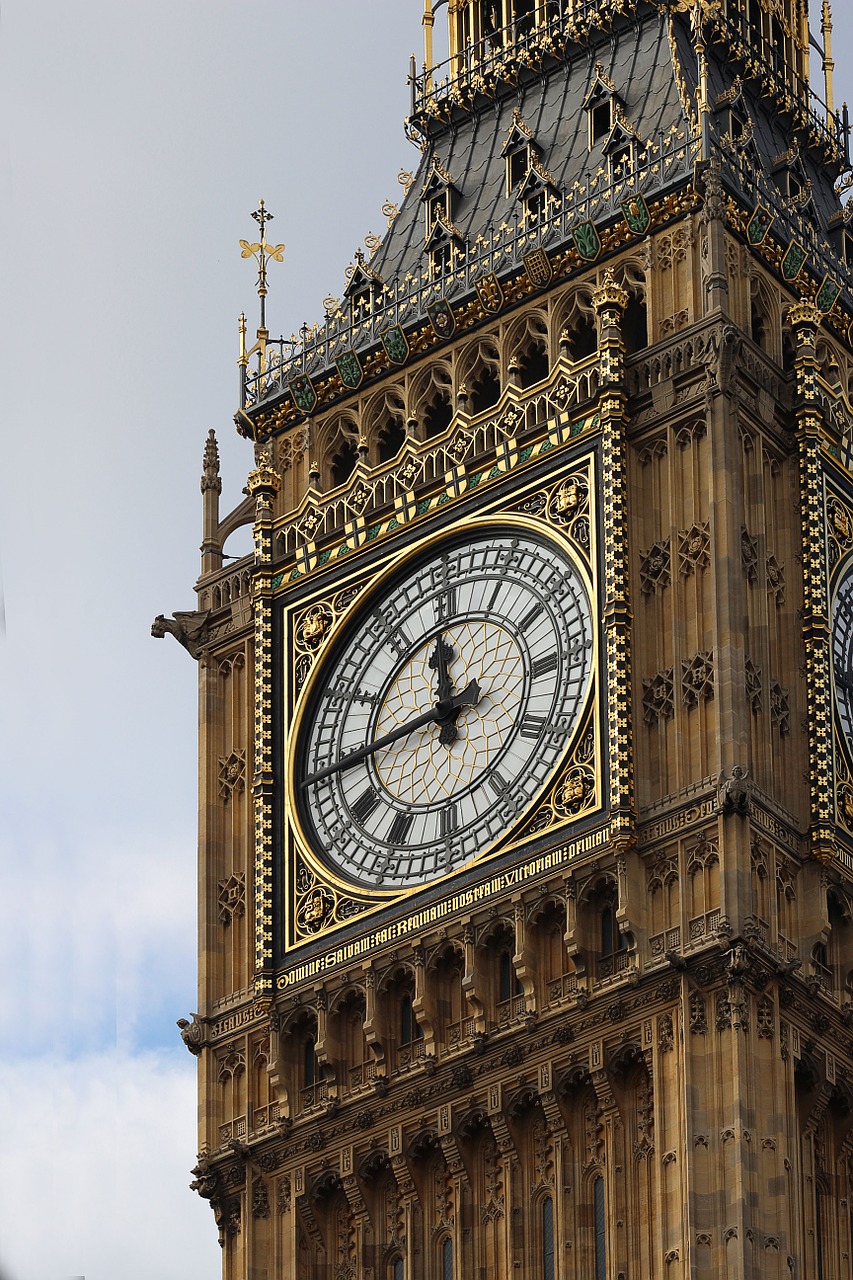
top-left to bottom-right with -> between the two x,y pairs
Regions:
494,994 -> 528,1027
348,1060 -> 377,1091
649,927 -> 681,963
446,1015 -> 478,1050
251,1102 -> 280,1133
596,950 -> 633,981
546,972 -> 578,1006
218,1115 -> 247,1146
688,909 -> 722,945
300,1080 -> 329,1112
810,958 -> 833,995
394,1039 -> 427,1072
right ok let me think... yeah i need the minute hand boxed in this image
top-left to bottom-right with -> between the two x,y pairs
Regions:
301,679 -> 481,788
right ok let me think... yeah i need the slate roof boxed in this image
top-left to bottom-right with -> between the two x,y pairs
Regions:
369,12 -> 689,288
246,7 -> 851,415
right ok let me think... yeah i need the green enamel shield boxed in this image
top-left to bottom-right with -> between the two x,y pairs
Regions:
782,241 -> 807,282
621,194 -> 651,236
746,205 -> 773,246
288,374 -> 317,415
336,350 -> 363,389
381,325 -> 409,365
817,275 -> 841,314
427,299 -> 455,339
573,221 -> 601,262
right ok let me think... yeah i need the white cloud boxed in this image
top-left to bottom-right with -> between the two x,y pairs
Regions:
0,825 -> 197,1057
0,1051 -> 220,1280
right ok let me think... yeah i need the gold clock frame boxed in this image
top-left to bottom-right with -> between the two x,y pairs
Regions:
277,453 -> 603,956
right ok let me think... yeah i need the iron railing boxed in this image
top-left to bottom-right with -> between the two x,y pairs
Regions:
411,0 -> 634,118
243,133 -> 697,409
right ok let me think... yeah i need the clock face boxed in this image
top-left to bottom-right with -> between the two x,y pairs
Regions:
290,525 -> 594,890
833,561 -> 853,761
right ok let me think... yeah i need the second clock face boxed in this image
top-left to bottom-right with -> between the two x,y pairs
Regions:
291,525 -> 594,889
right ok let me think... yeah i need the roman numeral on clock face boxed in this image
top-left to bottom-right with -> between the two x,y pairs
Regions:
531,652 -> 558,679
520,714 -> 545,739
440,803 -> 458,838
518,601 -> 544,633
351,786 -> 380,825
387,811 -> 414,846
488,770 -> 510,796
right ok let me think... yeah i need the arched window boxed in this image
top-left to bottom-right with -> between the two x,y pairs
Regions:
542,1196 -> 555,1280
623,290 -> 648,353
498,948 -> 523,1003
442,1236 -> 453,1280
329,436 -> 358,488
389,1257 -> 404,1280
600,902 -> 626,958
400,992 -> 423,1046
593,1176 -> 606,1280
303,1034 -> 316,1088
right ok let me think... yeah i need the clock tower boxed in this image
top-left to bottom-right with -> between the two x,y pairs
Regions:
155,1 -> 853,1275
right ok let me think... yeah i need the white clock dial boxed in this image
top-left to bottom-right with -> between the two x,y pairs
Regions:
291,525 -> 593,889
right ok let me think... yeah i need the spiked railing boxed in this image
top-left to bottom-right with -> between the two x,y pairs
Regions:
411,0 -> 636,119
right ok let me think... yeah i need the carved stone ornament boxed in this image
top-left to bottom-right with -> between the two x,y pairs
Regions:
643,669 -> 675,724
218,872 -> 246,926
252,1177 -> 270,1219
718,766 -> 751,817
177,1013 -> 205,1056
678,522 -> 710,576
741,527 -> 759,582
766,555 -> 785,605
682,651 -> 714,706
689,992 -> 708,1035
639,539 -> 671,595
770,681 -> 790,735
745,660 -> 763,714
218,748 -> 247,802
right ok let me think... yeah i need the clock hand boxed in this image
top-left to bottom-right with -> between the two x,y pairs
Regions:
429,631 -> 460,746
429,631 -> 455,702
301,678 -> 482,787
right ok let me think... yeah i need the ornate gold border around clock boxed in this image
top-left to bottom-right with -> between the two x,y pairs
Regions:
277,405 -> 600,595
280,465 -> 602,952
828,512 -> 853,849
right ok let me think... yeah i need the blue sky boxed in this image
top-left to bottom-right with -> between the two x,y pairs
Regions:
1,3 -> 852,1278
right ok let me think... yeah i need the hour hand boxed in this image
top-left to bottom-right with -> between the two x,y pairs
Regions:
301,679 -> 482,788
429,632 -> 455,703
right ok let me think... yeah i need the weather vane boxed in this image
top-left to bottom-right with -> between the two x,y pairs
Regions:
238,200 -> 286,406
239,199 -> 285,331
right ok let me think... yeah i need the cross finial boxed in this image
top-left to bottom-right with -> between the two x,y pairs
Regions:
239,199 -> 285,332
251,198 -> 273,239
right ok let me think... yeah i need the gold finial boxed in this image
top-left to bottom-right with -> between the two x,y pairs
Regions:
238,202 -> 285,402
822,1 -> 835,117
239,199 -> 285,332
